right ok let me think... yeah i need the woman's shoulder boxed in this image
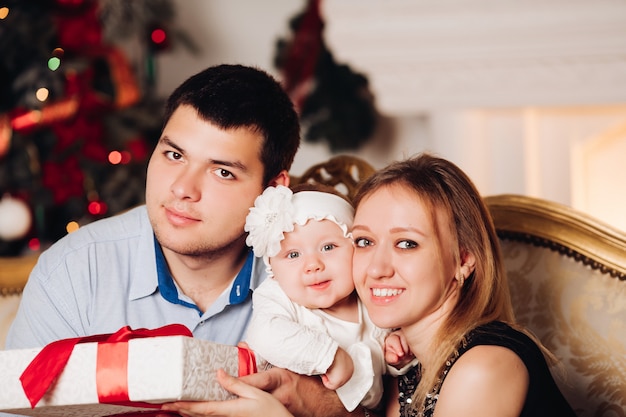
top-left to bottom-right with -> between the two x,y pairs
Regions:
453,322 -> 577,416
461,321 -> 561,398
435,322 -> 533,415
452,321 -> 532,383
437,344 -> 529,416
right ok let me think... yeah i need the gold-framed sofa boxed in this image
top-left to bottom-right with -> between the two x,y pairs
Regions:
486,194 -> 626,417
1,155 -> 624,416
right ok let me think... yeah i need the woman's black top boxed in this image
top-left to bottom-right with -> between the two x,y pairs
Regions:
397,321 -> 577,417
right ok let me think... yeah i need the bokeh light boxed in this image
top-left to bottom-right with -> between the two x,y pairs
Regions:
151,28 -> 167,45
0,7 -> 9,19
108,150 -> 122,164
28,238 -> 40,251
66,221 -> 80,233
48,57 -> 61,71
36,88 -> 49,102
87,201 -> 107,216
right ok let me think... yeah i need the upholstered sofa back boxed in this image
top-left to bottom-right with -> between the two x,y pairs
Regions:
501,239 -> 625,416
488,194 -> 626,417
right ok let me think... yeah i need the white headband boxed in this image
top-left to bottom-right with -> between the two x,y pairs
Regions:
244,185 -> 354,261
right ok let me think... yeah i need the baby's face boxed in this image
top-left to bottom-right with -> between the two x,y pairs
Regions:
269,219 -> 355,309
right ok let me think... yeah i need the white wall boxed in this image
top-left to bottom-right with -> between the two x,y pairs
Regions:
156,0 -> 305,95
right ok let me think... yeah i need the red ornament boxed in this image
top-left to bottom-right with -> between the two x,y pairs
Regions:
151,28 -> 167,45
87,200 -> 107,216
148,25 -> 170,51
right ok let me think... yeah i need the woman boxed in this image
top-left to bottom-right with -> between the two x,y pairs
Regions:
350,153 -> 576,417
163,153 -> 577,417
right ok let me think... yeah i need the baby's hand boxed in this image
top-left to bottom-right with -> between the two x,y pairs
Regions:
385,330 -> 413,368
321,347 -> 354,390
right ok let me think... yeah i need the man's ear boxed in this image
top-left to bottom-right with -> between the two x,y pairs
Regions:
269,170 -> 290,187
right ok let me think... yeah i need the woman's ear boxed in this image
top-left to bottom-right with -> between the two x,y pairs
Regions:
459,250 -> 476,277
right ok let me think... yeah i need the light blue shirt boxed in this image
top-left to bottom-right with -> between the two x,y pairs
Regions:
5,205 -> 267,350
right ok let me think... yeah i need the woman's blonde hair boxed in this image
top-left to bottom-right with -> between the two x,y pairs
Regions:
353,153 -> 517,414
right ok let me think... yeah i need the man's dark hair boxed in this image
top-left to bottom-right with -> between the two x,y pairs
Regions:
164,64 -> 301,185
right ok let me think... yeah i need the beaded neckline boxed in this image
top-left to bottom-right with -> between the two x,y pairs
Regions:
398,338 -> 469,417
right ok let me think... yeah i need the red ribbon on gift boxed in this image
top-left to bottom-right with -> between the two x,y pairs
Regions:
20,324 -> 257,409
237,346 -> 257,377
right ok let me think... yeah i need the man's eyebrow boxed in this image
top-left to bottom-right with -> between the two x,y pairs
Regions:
208,159 -> 248,172
159,137 -> 184,154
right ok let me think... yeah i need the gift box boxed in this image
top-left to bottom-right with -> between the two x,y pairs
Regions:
0,325 -> 256,417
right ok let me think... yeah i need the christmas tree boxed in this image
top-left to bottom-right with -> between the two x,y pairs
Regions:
0,0 -> 188,256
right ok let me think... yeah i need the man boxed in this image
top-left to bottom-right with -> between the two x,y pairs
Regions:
6,65 -> 368,416
7,64 -> 299,348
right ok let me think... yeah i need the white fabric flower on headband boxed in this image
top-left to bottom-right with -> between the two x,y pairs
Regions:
245,185 -> 296,258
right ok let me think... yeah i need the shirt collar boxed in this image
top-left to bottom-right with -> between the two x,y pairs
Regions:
153,237 -> 255,312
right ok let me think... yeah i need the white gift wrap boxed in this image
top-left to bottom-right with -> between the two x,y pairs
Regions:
0,336 -> 242,417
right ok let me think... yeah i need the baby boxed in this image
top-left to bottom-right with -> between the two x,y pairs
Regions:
244,183 -> 389,412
